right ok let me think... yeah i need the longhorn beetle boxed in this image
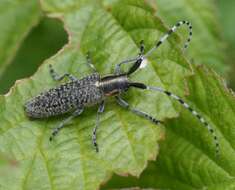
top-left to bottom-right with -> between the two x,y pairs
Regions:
24,21 -> 220,156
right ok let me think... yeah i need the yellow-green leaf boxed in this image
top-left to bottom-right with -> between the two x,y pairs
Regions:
0,0 -> 41,76
103,65 -> 235,190
0,0 -> 191,189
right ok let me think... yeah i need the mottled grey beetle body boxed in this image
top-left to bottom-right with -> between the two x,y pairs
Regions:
25,73 -> 104,118
24,21 -> 220,156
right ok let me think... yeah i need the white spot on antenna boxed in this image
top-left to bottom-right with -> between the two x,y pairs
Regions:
140,57 -> 148,69
171,94 -> 180,100
200,118 -> 205,123
192,110 -> 198,115
160,34 -> 169,42
172,26 -> 177,32
183,103 -> 189,108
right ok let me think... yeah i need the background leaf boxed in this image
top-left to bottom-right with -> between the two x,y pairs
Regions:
0,0 -> 41,77
0,17 -> 68,94
107,188 -> 159,190
0,0 -> 190,189
152,0 -> 227,75
217,0 -> 235,89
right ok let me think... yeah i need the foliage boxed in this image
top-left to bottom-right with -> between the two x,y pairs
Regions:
0,17 -> 67,94
0,0 -> 41,76
0,0 -> 234,190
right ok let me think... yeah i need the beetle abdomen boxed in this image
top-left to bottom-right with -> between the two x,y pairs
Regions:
25,82 -> 79,118
24,73 -> 104,118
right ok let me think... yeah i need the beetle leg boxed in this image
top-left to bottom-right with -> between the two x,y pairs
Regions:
92,101 -> 105,152
49,64 -> 78,81
49,108 -> 84,141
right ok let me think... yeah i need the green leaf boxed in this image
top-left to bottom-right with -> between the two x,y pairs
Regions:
103,65 -> 235,190
0,0 -> 193,189
0,150 -> 21,190
217,0 -> 235,90
107,188 -> 159,190
1,0 -> 232,189
0,0 -> 41,76
0,17 -> 68,94
217,0 -> 235,46
153,0 -> 228,75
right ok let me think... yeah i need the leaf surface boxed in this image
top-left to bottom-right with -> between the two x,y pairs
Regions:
0,0 -> 194,189
0,0 -> 41,76
0,17 -> 68,94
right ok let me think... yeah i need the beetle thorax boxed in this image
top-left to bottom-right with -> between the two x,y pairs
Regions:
98,74 -> 129,96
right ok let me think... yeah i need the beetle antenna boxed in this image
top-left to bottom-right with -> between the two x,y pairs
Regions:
144,20 -> 192,58
129,82 -> 220,157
